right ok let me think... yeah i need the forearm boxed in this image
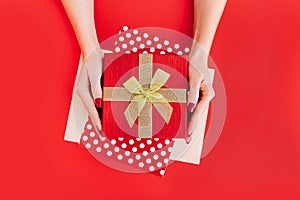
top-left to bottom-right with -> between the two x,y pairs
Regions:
61,0 -> 99,59
193,0 -> 227,54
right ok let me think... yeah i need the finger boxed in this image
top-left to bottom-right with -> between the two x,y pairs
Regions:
76,85 -> 103,136
186,106 -> 201,142
88,55 -> 103,108
187,94 -> 210,135
202,75 -> 215,101
187,82 -> 211,136
185,135 -> 192,144
90,76 -> 102,108
186,79 -> 212,143
187,107 -> 201,137
90,76 -> 102,99
188,64 -> 202,112
206,81 -> 215,101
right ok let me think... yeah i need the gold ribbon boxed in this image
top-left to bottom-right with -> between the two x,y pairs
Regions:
103,54 -> 186,138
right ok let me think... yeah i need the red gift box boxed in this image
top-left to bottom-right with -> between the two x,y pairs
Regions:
102,53 -> 187,138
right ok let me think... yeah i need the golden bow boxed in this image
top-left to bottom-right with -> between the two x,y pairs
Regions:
123,68 -> 173,128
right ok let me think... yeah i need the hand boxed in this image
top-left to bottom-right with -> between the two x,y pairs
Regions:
75,46 -> 104,136
186,53 -> 215,144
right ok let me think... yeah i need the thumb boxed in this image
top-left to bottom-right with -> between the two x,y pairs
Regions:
90,77 -> 103,108
87,50 -> 103,108
187,87 -> 199,113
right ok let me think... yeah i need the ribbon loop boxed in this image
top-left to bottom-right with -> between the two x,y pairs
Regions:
150,69 -> 170,91
123,76 -> 142,94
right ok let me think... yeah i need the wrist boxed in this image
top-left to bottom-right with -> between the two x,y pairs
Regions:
81,40 -> 100,60
190,41 -> 209,60
188,44 -> 210,81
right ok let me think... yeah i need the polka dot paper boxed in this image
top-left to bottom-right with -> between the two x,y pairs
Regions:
81,118 -> 173,177
114,25 -> 190,56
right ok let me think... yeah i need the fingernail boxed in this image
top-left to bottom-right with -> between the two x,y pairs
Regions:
187,103 -> 196,112
95,98 -> 103,108
186,137 -> 192,144
188,131 -> 193,137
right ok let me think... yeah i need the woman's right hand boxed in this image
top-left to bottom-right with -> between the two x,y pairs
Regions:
75,46 -> 104,136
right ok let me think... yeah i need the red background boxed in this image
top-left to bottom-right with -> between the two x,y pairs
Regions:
0,0 -> 300,199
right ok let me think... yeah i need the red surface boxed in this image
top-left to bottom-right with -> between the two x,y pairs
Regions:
0,0 -> 300,200
102,54 -> 187,138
